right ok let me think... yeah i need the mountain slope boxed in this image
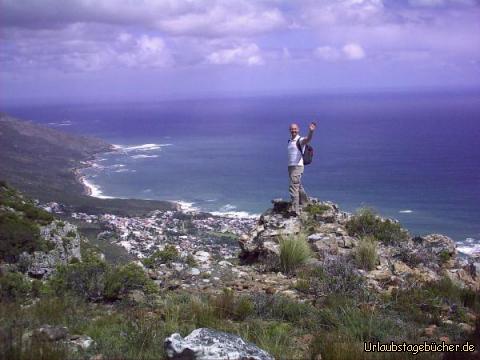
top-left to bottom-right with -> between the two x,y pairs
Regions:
0,112 -> 176,215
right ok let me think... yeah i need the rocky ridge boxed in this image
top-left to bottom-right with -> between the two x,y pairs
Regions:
239,198 -> 480,294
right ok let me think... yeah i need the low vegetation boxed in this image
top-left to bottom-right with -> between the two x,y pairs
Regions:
304,203 -> 330,216
0,183 -> 55,262
142,245 -> 179,268
1,252 -> 479,360
355,236 -> 378,271
279,233 -> 312,274
295,258 -> 367,300
346,208 -> 408,244
49,251 -> 157,301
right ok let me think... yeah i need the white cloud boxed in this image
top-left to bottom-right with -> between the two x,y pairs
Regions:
117,35 -> 173,68
342,43 -> 366,60
206,43 -> 264,66
1,26 -> 173,72
314,43 -> 366,61
157,4 -> 286,36
2,0 -> 287,37
302,0 -> 385,27
408,0 -> 477,6
409,0 -> 446,6
314,46 -> 341,61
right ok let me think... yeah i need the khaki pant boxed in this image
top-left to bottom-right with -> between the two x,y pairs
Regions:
288,165 -> 309,214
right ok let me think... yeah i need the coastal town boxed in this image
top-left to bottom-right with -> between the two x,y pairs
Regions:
70,207 -> 257,261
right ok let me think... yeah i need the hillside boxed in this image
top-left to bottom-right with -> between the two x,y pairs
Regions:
1,184 -> 480,359
0,113 -> 176,215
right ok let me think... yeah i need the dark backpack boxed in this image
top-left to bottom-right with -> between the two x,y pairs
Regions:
296,139 -> 314,165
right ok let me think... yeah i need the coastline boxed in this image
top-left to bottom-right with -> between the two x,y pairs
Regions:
71,146 -> 479,255
73,154 -> 261,219
74,158 -> 114,199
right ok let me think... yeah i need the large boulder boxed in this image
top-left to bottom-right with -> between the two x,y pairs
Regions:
421,234 -> 456,258
164,328 -> 273,360
239,199 -> 302,262
18,221 -> 81,278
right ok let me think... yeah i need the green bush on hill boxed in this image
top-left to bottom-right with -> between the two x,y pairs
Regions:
49,252 -> 157,301
49,252 -> 108,301
346,208 -> 408,244
142,244 -> 179,268
0,271 -> 32,302
391,277 -> 480,324
0,212 -> 41,262
104,262 -> 158,300
0,182 -> 53,225
0,182 -> 56,262
296,258 -> 367,300
304,203 -> 330,216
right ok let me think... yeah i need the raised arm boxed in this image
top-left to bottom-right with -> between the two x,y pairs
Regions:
300,122 -> 317,146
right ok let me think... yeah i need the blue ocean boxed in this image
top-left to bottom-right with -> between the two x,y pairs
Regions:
5,91 -> 480,251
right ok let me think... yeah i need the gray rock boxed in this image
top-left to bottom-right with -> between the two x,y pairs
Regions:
307,233 -> 323,242
127,289 -> 146,304
69,334 -> 95,350
19,221 -> 81,279
190,267 -> 201,276
271,198 -> 290,214
194,251 -> 211,264
421,234 -> 456,257
239,206 -> 302,262
164,328 -> 273,360
33,325 -> 69,342
469,261 -> 480,279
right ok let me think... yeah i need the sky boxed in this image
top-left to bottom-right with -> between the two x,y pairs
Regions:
1,0 -> 480,104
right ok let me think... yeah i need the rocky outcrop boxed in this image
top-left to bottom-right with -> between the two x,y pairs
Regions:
18,220 -> 81,278
239,198 -> 348,262
238,198 -> 480,292
164,328 -> 273,360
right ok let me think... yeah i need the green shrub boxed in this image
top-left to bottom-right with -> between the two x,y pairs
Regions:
296,258 -> 366,299
235,296 -> 255,321
0,212 -> 41,261
438,250 -> 452,265
49,256 -> 157,301
104,262 -> 158,300
251,293 -> 314,325
346,208 -> 378,236
142,245 -> 179,268
212,288 -> 255,321
21,204 -> 54,224
213,288 -> 235,318
65,230 -> 76,238
0,271 -> 31,301
391,277 -> 480,325
49,254 -> 108,301
305,203 -> 330,216
355,236 -> 378,271
185,254 -> 197,267
279,233 -> 312,274
346,208 -> 408,244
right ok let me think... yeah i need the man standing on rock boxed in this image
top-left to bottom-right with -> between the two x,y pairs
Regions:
288,122 -> 316,215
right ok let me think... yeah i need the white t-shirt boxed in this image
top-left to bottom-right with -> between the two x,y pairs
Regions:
288,135 -> 305,166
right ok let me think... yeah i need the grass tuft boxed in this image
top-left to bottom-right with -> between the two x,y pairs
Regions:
279,233 -> 312,274
355,236 -> 378,271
